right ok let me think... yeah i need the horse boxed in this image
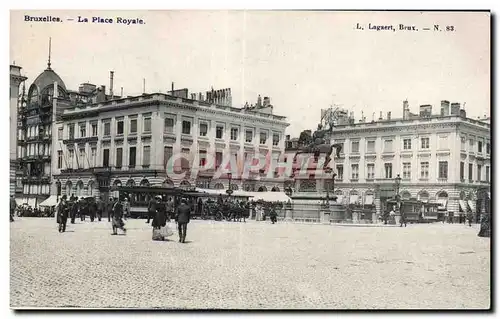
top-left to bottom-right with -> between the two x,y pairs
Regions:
293,142 -> 343,170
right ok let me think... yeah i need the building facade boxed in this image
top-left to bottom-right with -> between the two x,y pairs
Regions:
286,100 -> 491,222
10,65 -> 27,196
51,89 -> 289,200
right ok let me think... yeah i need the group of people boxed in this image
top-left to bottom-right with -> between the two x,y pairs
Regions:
54,194 -> 192,243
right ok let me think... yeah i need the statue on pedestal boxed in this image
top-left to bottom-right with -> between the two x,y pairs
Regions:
294,124 -> 343,170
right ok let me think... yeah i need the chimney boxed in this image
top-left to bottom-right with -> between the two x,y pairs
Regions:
379,111 -> 383,120
440,100 -> 450,116
120,87 -> 123,97
387,111 -> 391,120
171,82 -> 174,94
109,71 -> 114,98
450,102 -> 461,116
286,135 -> 290,141
459,109 -> 467,118
403,100 -> 409,120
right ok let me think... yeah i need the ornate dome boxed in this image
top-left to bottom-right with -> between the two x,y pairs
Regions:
32,67 -> 66,92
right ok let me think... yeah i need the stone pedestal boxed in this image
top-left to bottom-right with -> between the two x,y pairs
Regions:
320,211 -> 331,224
394,214 -> 401,225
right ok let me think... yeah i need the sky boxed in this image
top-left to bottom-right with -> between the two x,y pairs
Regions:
10,10 -> 490,136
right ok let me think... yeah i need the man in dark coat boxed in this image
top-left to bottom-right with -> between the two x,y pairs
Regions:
107,198 -> 114,222
57,195 -> 69,233
97,198 -> 104,221
146,196 -> 156,224
175,198 -> 191,243
10,195 -> 16,222
80,199 -> 88,221
89,199 -> 97,222
70,198 -> 79,224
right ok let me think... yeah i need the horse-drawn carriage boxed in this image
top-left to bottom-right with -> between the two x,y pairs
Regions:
202,199 -> 249,222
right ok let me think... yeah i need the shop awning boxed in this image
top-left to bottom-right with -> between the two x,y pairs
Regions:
467,200 -> 476,212
15,198 -> 28,206
39,195 -> 59,207
437,199 -> 448,211
459,200 -> 468,212
349,195 -> 359,204
364,194 -> 374,205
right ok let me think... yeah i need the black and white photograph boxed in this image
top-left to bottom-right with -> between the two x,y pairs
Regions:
8,9 -> 491,310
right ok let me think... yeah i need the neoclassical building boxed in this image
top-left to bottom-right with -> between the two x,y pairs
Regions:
51,87 -> 289,200
10,65 -> 27,196
286,100 -> 491,222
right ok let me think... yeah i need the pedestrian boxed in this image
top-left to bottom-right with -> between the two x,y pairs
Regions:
400,210 -> 407,227
389,208 -> 396,224
111,197 -> 126,235
107,197 -> 114,222
57,195 -> 69,233
89,199 -> 97,222
70,198 -> 78,224
152,196 -> 169,241
80,199 -> 87,221
466,209 -> 474,227
10,195 -> 16,222
175,198 -> 191,243
269,205 -> 277,224
166,197 -> 174,222
122,197 -> 130,221
146,196 -> 156,224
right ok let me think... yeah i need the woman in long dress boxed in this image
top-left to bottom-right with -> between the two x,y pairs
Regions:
111,198 -> 126,235
152,196 -> 168,241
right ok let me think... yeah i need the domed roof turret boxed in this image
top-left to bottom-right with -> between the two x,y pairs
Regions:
32,67 -> 66,92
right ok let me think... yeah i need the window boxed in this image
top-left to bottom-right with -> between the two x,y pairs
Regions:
199,122 -> 208,137
103,149 -> 110,167
130,119 -> 137,134
57,128 -> 63,140
478,141 -> 483,153
366,163 -> 375,179
486,166 -> 490,182
351,141 -> 359,153
260,131 -> 267,145
163,146 -> 173,169
468,163 -> 473,181
216,125 -> 224,139
129,147 -> 136,168
439,161 -> 448,179
245,129 -> 253,143
461,137 -> 466,151
420,162 -> 429,179
384,163 -> 393,179
477,164 -> 482,181
143,117 -> 151,133
103,122 -> 110,136
68,124 -> 75,140
402,162 -> 411,179
215,152 -> 223,169
273,133 -> 280,146
336,165 -> 343,180
421,137 -> 429,149
91,148 -> 97,167
351,164 -> 359,179
116,120 -> 124,135
182,120 -> 191,135
469,139 -> 474,151
91,123 -> 98,137
116,148 -> 123,168
79,149 -> 85,168
199,150 -> 207,167
231,127 -> 239,141
486,143 -> 491,155
57,150 -> 63,169
403,138 -> 411,150
143,146 -> 151,167
367,140 -> 375,153
460,162 -> 465,180
384,140 -> 393,152
164,118 -> 175,134
68,149 -> 74,169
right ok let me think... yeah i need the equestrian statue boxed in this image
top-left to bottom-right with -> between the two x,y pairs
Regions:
293,124 -> 343,170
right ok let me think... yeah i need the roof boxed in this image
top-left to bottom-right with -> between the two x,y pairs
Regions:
32,68 -> 66,91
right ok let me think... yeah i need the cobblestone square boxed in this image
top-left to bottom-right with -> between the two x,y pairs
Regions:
10,218 -> 490,309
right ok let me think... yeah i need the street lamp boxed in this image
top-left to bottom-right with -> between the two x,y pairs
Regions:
394,174 -> 402,212
226,172 -> 233,197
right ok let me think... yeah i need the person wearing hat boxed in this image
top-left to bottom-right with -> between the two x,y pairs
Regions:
10,195 -> 16,222
146,195 -> 157,224
57,195 -> 69,233
111,197 -> 126,235
122,197 -> 130,221
175,198 -> 192,243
